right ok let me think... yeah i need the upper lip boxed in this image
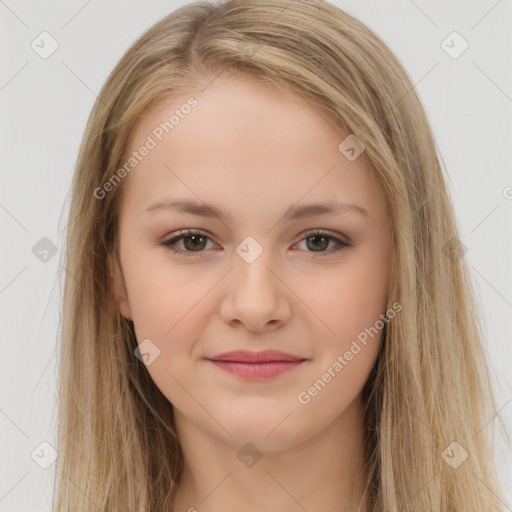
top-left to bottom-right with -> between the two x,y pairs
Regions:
206,350 -> 306,363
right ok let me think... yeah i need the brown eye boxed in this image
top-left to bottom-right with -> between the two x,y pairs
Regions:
295,230 -> 351,255
305,234 -> 330,252
182,233 -> 208,251
161,230 -> 215,256
161,229 -> 351,258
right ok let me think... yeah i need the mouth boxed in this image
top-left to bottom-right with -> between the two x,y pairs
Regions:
205,350 -> 308,379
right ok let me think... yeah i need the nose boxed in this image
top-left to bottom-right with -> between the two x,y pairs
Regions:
219,250 -> 292,333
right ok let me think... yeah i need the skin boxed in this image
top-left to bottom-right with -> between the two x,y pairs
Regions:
112,71 -> 392,512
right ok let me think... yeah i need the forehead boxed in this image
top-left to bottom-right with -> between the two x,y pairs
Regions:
127,71 -> 341,158
120,72 -> 387,224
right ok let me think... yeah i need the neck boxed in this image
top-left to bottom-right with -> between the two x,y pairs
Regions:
172,395 -> 368,512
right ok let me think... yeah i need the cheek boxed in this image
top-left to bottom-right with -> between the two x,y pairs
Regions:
123,249 -> 217,343
294,259 -> 387,417
311,258 -> 389,338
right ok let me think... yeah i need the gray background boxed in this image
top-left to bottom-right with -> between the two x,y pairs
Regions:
1,0 -> 511,510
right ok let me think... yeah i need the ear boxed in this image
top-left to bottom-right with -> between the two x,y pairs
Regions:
108,254 -> 133,321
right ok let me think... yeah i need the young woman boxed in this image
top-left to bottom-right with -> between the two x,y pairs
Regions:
54,0 -> 506,510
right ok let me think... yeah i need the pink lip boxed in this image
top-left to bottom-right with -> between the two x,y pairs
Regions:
208,360 -> 305,379
205,350 -> 307,379
207,349 -> 305,363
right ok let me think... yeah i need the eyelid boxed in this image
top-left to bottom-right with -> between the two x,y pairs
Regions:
161,228 -> 351,257
299,228 -> 351,245
161,229 -> 219,256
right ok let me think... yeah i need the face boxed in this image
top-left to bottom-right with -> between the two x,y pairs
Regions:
112,71 -> 392,452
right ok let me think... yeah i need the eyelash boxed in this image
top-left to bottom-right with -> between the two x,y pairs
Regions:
160,229 -> 351,257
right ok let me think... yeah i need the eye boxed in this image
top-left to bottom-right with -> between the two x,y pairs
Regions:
293,229 -> 351,255
161,229 -> 351,257
161,229 -> 217,256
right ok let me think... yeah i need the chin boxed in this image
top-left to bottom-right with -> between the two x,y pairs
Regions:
214,415 -> 314,453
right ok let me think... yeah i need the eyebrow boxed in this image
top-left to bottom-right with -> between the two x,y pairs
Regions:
145,198 -> 368,221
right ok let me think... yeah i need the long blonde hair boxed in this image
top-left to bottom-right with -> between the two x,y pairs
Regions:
54,0 -> 506,510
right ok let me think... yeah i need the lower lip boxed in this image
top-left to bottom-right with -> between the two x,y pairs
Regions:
207,360 -> 305,379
